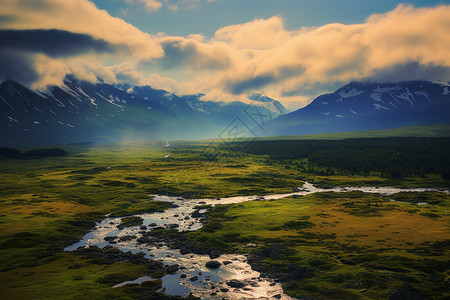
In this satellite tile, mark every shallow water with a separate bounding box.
[65,182,447,299]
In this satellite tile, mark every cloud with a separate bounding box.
[1,1,449,109]
[163,0,206,11]
[0,49,39,86]
[196,4,450,105]
[123,0,214,12]
[124,0,162,12]
[215,16,294,50]
[0,0,163,87]
[370,62,450,83]
[226,74,276,95]
[157,36,232,71]
[0,28,114,87]
[0,29,112,57]
[140,0,163,11]
[1,0,163,59]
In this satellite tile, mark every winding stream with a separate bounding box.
[65,182,448,299]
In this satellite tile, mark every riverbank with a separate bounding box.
[65,183,449,299]
[1,141,449,299]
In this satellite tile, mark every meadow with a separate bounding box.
[0,138,449,299]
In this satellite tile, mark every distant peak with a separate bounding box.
[1,79,20,86]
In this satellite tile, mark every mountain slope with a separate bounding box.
[0,78,287,147]
[0,78,213,146]
[263,81,450,136]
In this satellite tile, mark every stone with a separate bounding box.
[205,261,222,269]
[226,279,246,288]
[166,264,179,274]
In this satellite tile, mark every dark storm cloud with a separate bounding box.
[0,29,113,57]
[226,74,276,95]
[158,38,230,70]
[0,49,39,86]
[0,29,114,85]
[0,15,16,24]
[225,64,306,95]
[370,62,450,83]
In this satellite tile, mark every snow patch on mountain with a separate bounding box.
[374,85,400,93]
[338,88,364,98]
[414,91,431,102]
[76,87,90,99]
[394,89,415,106]
[369,93,384,102]
[98,93,123,108]
[374,103,390,110]
[32,90,49,99]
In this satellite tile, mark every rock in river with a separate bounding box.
[166,264,179,274]
[205,261,221,269]
[226,279,246,288]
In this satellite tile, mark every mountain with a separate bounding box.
[0,77,207,146]
[180,92,286,130]
[0,77,286,147]
[262,81,450,136]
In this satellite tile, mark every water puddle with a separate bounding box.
[113,276,156,288]
[65,182,447,299]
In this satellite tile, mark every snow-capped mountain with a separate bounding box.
[180,92,286,128]
[262,81,450,136]
[0,77,286,146]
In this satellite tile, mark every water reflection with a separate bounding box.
[65,182,447,299]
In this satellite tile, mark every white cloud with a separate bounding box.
[1,1,450,108]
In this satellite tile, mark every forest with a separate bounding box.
[237,137,450,179]
[0,147,68,159]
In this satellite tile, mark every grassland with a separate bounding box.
[0,142,306,299]
[185,191,449,299]
[235,124,450,141]
[0,140,449,299]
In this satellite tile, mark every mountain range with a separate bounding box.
[0,77,285,147]
[0,78,449,147]
[261,81,450,136]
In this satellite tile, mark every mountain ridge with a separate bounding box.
[0,77,286,146]
[261,80,450,136]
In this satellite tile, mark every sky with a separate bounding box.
[1,0,450,109]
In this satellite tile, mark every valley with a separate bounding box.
[1,78,449,148]
[0,139,448,299]
[2,2,450,299]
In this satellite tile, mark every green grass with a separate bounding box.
[185,191,450,299]
[0,253,153,300]
[1,140,449,299]
[255,124,450,140]
[0,142,306,298]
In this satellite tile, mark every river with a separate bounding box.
[65,182,448,299]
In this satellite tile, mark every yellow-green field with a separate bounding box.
[0,142,449,299]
